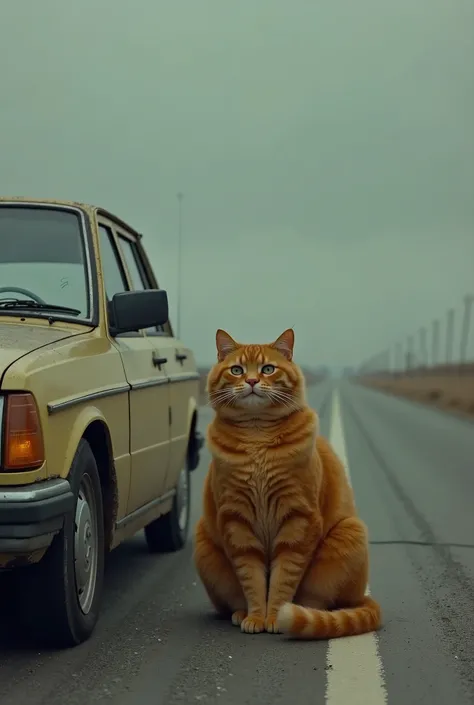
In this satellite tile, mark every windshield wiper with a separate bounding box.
[0,298,81,316]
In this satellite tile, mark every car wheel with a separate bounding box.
[145,462,190,553]
[20,439,105,648]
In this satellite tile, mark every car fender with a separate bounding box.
[62,406,113,480]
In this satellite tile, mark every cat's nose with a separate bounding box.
[246,378,259,387]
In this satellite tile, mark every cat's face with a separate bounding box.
[207,328,305,417]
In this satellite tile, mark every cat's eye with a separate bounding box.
[230,365,244,376]
[261,364,276,374]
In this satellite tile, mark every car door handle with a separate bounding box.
[152,353,168,369]
[175,352,187,362]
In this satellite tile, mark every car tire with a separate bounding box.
[145,461,190,553]
[19,439,105,648]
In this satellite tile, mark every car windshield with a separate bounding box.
[0,206,89,319]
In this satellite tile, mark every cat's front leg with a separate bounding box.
[266,515,320,633]
[221,516,267,634]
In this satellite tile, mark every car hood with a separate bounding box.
[0,321,80,385]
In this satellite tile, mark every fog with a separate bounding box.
[1,0,472,368]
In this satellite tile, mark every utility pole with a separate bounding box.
[406,335,414,372]
[419,326,428,368]
[385,347,391,373]
[446,307,455,365]
[176,192,184,339]
[431,319,440,369]
[395,342,403,374]
[459,293,474,366]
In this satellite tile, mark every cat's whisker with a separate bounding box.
[267,391,299,413]
[270,387,293,396]
[221,395,236,409]
[271,396,296,407]
[265,386,292,396]
[209,388,234,396]
[268,391,294,402]
[267,389,296,403]
[209,388,237,397]
[207,388,238,408]
[267,398,293,412]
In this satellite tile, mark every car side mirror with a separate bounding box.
[109,289,169,335]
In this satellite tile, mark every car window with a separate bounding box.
[118,234,166,335]
[98,225,129,300]
[0,206,89,318]
[119,237,148,290]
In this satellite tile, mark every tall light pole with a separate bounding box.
[176,192,184,339]
[419,326,428,368]
[459,293,474,366]
[395,342,403,373]
[446,307,455,364]
[406,334,414,372]
[431,318,440,368]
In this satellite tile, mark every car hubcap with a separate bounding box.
[177,467,189,532]
[74,474,98,614]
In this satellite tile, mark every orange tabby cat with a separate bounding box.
[194,328,381,638]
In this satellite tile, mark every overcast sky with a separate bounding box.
[1,0,473,368]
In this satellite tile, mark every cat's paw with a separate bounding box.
[231,610,246,626]
[241,614,265,634]
[265,614,281,634]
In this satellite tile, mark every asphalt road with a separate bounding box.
[1,380,473,705]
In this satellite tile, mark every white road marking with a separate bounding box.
[326,390,388,705]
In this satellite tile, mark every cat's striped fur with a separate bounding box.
[194,328,381,639]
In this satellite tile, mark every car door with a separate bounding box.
[97,221,171,514]
[153,334,198,493]
[115,232,198,494]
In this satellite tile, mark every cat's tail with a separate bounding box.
[276,597,381,639]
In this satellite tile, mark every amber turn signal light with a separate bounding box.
[3,393,45,471]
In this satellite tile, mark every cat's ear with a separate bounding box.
[216,329,239,361]
[271,328,294,361]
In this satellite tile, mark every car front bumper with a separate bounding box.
[0,478,74,560]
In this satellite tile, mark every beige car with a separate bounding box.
[0,197,202,647]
